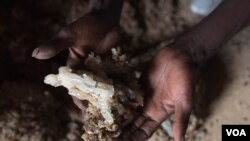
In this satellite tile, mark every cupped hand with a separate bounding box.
[32,12,121,109]
[119,47,196,141]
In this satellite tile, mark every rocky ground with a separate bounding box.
[0,0,249,141]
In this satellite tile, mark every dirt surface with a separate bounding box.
[0,0,250,141]
[194,28,250,141]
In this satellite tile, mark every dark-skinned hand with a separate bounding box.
[32,12,121,109]
[118,47,196,141]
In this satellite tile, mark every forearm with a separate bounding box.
[88,0,124,23]
[176,0,250,64]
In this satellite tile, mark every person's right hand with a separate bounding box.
[32,12,121,109]
[32,12,121,68]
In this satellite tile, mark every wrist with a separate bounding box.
[171,29,220,65]
[173,0,250,65]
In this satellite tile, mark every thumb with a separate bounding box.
[32,28,75,59]
[93,26,121,54]
[172,100,192,141]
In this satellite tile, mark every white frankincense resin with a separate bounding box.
[44,66,142,141]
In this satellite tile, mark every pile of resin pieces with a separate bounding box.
[44,48,144,141]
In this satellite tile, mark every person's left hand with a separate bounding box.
[118,47,196,141]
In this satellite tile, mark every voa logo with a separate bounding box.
[226,129,246,136]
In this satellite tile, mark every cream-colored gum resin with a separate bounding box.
[44,66,117,125]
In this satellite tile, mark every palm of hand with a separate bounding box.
[120,48,195,141]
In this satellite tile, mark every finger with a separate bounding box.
[131,117,160,141]
[122,113,163,141]
[32,28,75,59]
[121,91,172,141]
[172,100,192,141]
[121,114,148,139]
[67,48,86,69]
[94,27,121,54]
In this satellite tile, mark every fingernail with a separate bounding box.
[32,48,40,58]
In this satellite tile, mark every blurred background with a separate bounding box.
[0,0,250,141]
